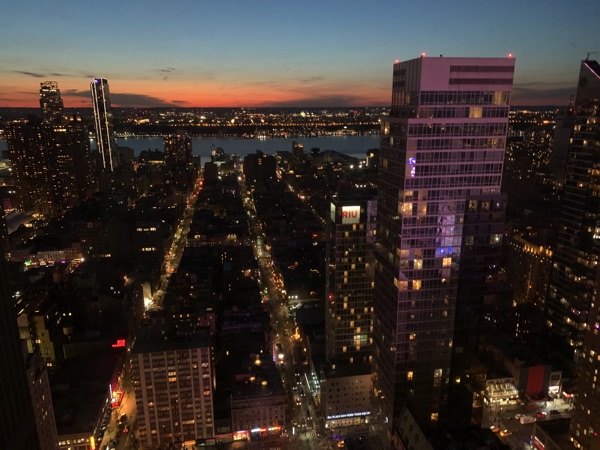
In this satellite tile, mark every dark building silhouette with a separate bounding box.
[545,59,600,360]
[243,150,276,184]
[0,239,40,449]
[372,56,514,431]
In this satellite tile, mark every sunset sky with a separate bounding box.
[1,0,598,108]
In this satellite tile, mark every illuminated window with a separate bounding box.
[407,371,413,380]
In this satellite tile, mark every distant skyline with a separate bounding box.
[1,0,599,108]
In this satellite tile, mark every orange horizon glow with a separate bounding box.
[1,74,392,108]
[1,71,574,109]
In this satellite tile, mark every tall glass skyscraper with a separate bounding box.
[546,59,600,361]
[565,59,600,450]
[372,56,514,430]
[90,77,116,171]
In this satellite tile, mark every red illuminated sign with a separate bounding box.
[112,339,126,348]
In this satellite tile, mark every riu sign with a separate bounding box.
[341,206,361,224]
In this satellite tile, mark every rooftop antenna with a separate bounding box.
[586,51,599,60]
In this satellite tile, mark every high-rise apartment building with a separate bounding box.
[0,238,40,449]
[132,326,214,448]
[25,353,57,450]
[39,81,64,124]
[546,59,600,360]
[164,130,193,168]
[90,78,116,171]
[372,56,514,429]
[44,115,94,214]
[570,268,600,449]
[6,118,53,215]
[326,191,377,365]
[322,191,376,430]
[7,82,94,217]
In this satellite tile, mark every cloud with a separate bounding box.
[62,89,90,98]
[11,70,45,78]
[512,82,575,105]
[110,93,175,107]
[62,90,174,107]
[298,76,324,83]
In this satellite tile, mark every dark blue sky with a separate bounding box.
[1,0,598,107]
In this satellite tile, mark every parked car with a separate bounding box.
[520,415,537,424]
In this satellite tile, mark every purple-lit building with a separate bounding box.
[372,55,514,431]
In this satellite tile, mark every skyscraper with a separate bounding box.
[546,59,600,360]
[0,234,40,449]
[7,82,94,217]
[326,191,377,365]
[164,129,193,168]
[39,81,64,124]
[322,190,376,430]
[372,56,514,429]
[91,77,116,171]
[6,118,53,215]
[570,271,600,449]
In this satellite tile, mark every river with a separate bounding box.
[0,135,380,160]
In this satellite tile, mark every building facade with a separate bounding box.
[0,240,40,449]
[6,118,52,215]
[26,353,58,450]
[6,82,94,217]
[90,78,116,171]
[372,56,514,429]
[545,59,600,360]
[164,130,193,168]
[132,327,215,448]
[326,192,377,365]
[39,80,64,124]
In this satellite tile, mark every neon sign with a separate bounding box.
[111,339,126,348]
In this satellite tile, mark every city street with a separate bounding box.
[98,390,137,450]
[240,177,336,450]
[482,397,573,448]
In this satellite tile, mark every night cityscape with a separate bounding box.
[1,3,600,450]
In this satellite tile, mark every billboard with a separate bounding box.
[341,206,360,224]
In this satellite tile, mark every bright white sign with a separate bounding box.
[341,206,360,224]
